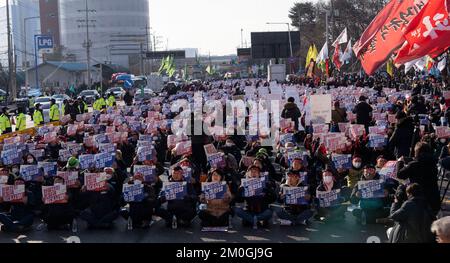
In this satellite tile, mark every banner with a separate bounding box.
[309,94,332,124]
[162,182,187,201]
[134,165,157,183]
[19,165,41,182]
[38,162,57,177]
[203,144,218,156]
[42,184,67,204]
[242,177,266,197]
[29,149,44,161]
[358,179,385,199]
[316,189,341,208]
[84,173,109,192]
[283,186,309,205]
[94,152,115,169]
[202,181,227,200]
[331,154,352,169]
[79,154,95,170]
[1,184,25,203]
[175,141,192,156]
[56,171,79,188]
[434,126,450,138]
[349,124,365,139]
[123,183,145,202]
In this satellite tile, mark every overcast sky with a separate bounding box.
[150,0,305,56]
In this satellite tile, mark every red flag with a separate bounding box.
[394,0,450,65]
[325,59,330,76]
[333,44,342,70]
[354,0,429,75]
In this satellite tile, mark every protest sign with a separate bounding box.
[42,184,67,204]
[349,124,365,139]
[203,144,218,156]
[287,151,308,166]
[207,152,226,169]
[368,134,388,148]
[312,124,329,134]
[84,173,109,192]
[19,165,41,181]
[162,182,187,200]
[94,134,108,146]
[379,161,398,180]
[175,141,192,156]
[316,189,341,208]
[56,171,79,188]
[94,152,115,169]
[79,154,95,170]
[241,177,266,197]
[67,125,78,136]
[38,162,57,177]
[134,165,157,183]
[1,184,25,203]
[137,146,154,162]
[279,133,295,146]
[137,140,153,148]
[83,136,94,148]
[338,123,350,134]
[369,126,386,135]
[59,149,72,162]
[434,126,450,139]
[358,179,385,199]
[139,134,153,142]
[123,183,145,202]
[99,143,116,154]
[1,149,22,165]
[331,154,352,169]
[66,143,83,156]
[202,181,227,200]
[310,94,332,124]
[283,186,309,205]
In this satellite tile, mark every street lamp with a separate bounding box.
[23,16,40,90]
[266,22,293,58]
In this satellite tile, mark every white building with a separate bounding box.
[59,0,150,69]
[0,0,41,71]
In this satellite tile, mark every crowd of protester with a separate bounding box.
[0,73,449,243]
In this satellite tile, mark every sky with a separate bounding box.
[149,0,303,56]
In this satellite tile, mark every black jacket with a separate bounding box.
[388,197,435,243]
[353,101,373,127]
[397,154,441,214]
[389,117,415,158]
[281,102,301,130]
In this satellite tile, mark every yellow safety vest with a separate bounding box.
[83,102,88,113]
[0,115,7,132]
[33,110,44,126]
[107,96,115,107]
[16,113,26,131]
[50,104,60,121]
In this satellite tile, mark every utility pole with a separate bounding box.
[298,5,302,73]
[140,43,144,76]
[241,29,244,48]
[78,0,96,88]
[6,0,16,102]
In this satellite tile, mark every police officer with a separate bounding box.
[15,108,27,131]
[33,103,44,126]
[106,92,116,107]
[0,107,12,134]
[28,96,35,119]
[49,99,60,122]
[80,96,88,113]
[93,95,106,111]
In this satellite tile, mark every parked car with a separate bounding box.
[105,87,125,100]
[52,94,70,104]
[79,90,100,105]
[34,96,52,110]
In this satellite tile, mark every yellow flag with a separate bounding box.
[305,46,313,68]
[305,45,318,68]
[387,59,394,77]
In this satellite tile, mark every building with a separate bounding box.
[39,0,61,47]
[0,0,41,72]
[26,61,99,89]
[59,0,150,69]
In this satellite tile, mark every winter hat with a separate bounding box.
[66,157,79,169]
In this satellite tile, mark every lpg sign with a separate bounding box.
[36,35,54,53]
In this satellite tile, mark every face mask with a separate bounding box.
[225,142,233,147]
[353,162,362,169]
[440,139,446,144]
[323,176,333,184]
[27,158,34,164]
